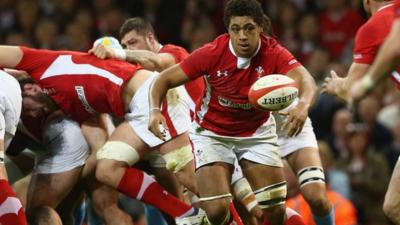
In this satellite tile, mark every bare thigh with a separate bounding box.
[27,167,83,210]
[286,147,322,173]
[240,159,285,190]
[385,160,400,209]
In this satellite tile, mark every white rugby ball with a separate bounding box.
[248,74,298,111]
[93,36,123,49]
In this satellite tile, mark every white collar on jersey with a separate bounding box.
[229,38,261,69]
[377,3,394,12]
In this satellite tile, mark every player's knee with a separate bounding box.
[301,185,330,210]
[96,141,140,166]
[263,204,286,222]
[162,144,193,173]
[204,201,231,225]
[96,141,140,182]
[297,166,331,212]
[199,193,232,225]
[254,181,287,210]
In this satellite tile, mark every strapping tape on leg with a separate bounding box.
[96,141,140,166]
[233,177,258,212]
[163,145,193,173]
[199,193,232,202]
[254,181,287,209]
[297,166,325,188]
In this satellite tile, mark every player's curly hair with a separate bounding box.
[223,0,264,28]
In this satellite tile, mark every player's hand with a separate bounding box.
[321,70,345,97]
[148,110,168,140]
[348,79,366,105]
[348,75,375,107]
[280,101,309,137]
[88,44,116,59]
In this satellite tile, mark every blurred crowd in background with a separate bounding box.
[1,0,398,225]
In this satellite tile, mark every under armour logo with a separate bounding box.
[216,70,228,77]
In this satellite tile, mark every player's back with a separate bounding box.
[15,47,141,122]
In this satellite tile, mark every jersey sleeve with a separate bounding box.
[353,24,378,64]
[161,45,189,63]
[179,44,213,80]
[15,47,54,73]
[275,44,302,74]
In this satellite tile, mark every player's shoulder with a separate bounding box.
[261,35,279,48]
[260,34,286,55]
[162,44,187,53]
[356,5,394,39]
[160,44,189,60]
[366,4,395,26]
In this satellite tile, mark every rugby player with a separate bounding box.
[149,0,317,224]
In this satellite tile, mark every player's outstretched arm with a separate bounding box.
[350,19,400,101]
[148,64,190,139]
[282,66,317,137]
[89,44,175,71]
[0,46,23,69]
[125,50,176,72]
[322,62,370,100]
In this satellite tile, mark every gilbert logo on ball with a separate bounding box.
[93,36,123,49]
[248,74,298,111]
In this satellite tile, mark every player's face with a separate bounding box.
[22,83,42,96]
[228,16,263,58]
[121,30,152,51]
[21,84,55,119]
[22,95,47,118]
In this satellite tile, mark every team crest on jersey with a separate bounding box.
[255,66,264,78]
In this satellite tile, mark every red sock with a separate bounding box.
[0,180,27,225]
[284,208,306,225]
[117,168,193,218]
[263,207,305,225]
[229,201,244,225]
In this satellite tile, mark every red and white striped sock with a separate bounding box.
[117,167,194,218]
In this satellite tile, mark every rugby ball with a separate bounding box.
[248,74,298,111]
[93,36,123,49]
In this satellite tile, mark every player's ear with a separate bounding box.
[147,32,155,42]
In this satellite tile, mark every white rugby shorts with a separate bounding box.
[190,116,282,169]
[125,73,191,148]
[35,118,89,174]
[0,71,22,148]
[273,99,318,158]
